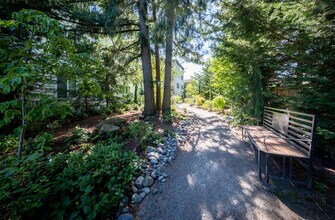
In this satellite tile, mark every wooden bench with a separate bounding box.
[242,107,317,188]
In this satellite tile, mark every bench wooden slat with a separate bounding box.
[289,115,313,124]
[245,126,308,158]
[289,120,313,131]
[265,107,314,118]
[287,130,311,144]
[288,125,312,137]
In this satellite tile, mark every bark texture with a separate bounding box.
[153,1,161,112]
[162,0,176,114]
[138,0,155,116]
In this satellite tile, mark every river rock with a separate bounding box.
[135,176,144,188]
[132,193,142,204]
[146,146,156,153]
[139,192,146,198]
[148,152,160,159]
[150,159,158,165]
[143,176,154,187]
[118,214,133,220]
[142,187,150,195]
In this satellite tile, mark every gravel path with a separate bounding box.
[136,104,302,220]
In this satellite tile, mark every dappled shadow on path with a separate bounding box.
[137,107,324,220]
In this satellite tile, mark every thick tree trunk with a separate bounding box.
[17,87,26,160]
[153,1,161,112]
[162,0,175,114]
[138,0,155,116]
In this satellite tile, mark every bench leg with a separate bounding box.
[307,159,313,189]
[283,157,286,179]
[266,154,269,184]
[258,150,262,180]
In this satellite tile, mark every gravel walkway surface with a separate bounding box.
[136,104,302,220]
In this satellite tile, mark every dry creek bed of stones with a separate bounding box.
[117,116,197,220]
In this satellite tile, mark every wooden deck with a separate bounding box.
[244,126,308,158]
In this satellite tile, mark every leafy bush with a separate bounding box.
[213,96,226,112]
[202,100,214,111]
[125,122,160,149]
[65,126,89,145]
[126,103,140,111]
[195,95,206,106]
[26,132,54,153]
[163,112,173,124]
[0,135,18,153]
[0,141,137,219]
[171,95,182,104]
[184,98,195,105]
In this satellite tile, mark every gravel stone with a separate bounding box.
[151,188,159,194]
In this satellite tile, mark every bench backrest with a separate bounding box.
[263,107,316,157]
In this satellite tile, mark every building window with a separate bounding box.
[181,75,183,80]
[181,85,183,89]
[177,83,180,89]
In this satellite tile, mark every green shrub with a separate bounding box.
[0,135,18,154]
[202,100,214,111]
[171,95,182,104]
[184,98,195,105]
[65,126,89,145]
[126,103,140,111]
[163,112,173,124]
[195,95,206,106]
[125,122,160,148]
[26,132,54,153]
[213,96,226,112]
[0,141,137,219]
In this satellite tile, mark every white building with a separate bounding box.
[171,60,185,97]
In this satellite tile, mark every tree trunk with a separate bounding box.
[17,86,26,160]
[138,0,155,116]
[153,0,161,112]
[162,0,175,114]
[134,83,138,104]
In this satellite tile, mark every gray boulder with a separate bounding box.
[100,124,120,133]
[97,117,125,128]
